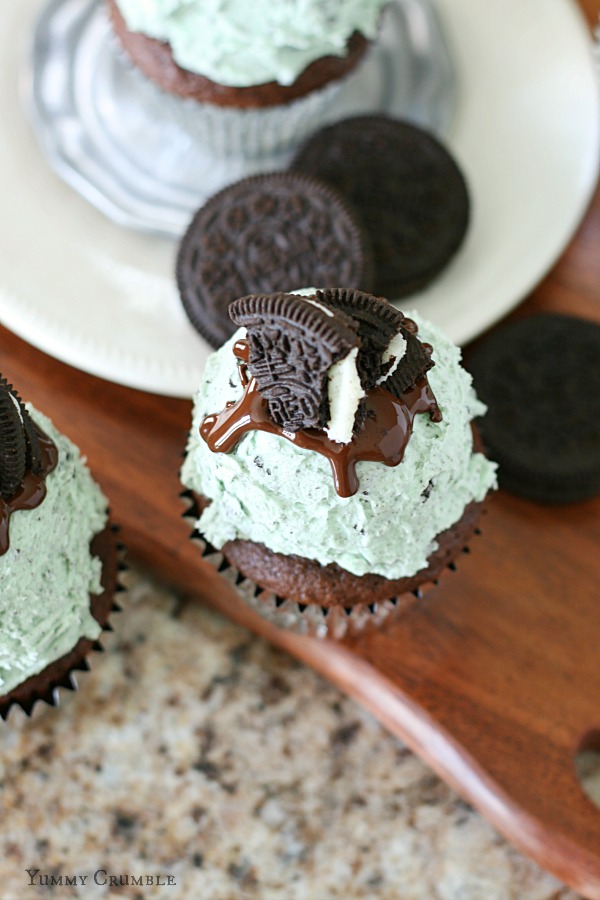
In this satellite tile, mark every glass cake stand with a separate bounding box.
[27,0,456,237]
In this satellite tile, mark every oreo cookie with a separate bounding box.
[466,314,600,504]
[176,172,374,348]
[315,288,434,394]
[292,116,470,298]
[229,292,361,432]
[229,289,436,436]
[0,376,41,500]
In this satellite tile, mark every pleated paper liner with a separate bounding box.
[106,24,370,160]
[0,522,127,722]
[181,489,481,640]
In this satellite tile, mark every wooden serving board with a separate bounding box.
[2,188,600,896]
[3,8,600,896]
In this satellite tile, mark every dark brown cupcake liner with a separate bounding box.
[181,489,480,640]
[0,522,126,722]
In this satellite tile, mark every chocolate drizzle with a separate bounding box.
[200,340,441,497]
[0,425,58,555]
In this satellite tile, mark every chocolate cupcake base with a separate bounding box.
[106,0,373,158]
[107,0,369,108]
[222,501,482,606]
[0,523,125,721]
[182,491,482,639]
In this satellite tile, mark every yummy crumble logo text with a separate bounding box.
[26,869,177,888]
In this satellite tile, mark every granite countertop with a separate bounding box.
[1,569,597,900]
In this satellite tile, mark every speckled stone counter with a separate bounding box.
[1,570,597,900]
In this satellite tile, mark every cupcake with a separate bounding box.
[0,376,120,719]
[181,289,497,637]
[106,0,389,157]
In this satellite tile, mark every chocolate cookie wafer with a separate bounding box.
[292,116,470,298]
[466,314,600,504]
[0,377,42,500]
[176,172,374,348]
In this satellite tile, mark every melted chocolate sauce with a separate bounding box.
[201,340,441,498]
[0,427,59,555]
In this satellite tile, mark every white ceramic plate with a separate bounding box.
[1,0,599,398]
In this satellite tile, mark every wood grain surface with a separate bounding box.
[2,1,600,895]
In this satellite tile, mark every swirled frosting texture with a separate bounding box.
[115,0,388,86]
[181,313,497,580]
[0,409,107,696]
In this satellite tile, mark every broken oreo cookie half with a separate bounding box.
[292,116,470,299]
[315,288,434,396]
[0,376,43,501]
[176,172,374,349]
[229,291,361,437]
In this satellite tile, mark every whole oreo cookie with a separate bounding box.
[176,172,374,348]
[292,115,470,298]
[466,314,600,504]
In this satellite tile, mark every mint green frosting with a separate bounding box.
[181,313,497,581]
[116,0,388,87]
[0,409,107,696]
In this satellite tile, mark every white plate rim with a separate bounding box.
[0,0,599,398]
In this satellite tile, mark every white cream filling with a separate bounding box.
[290,287,335,318]
[9,391,23,423]
[376,330,407,385]
[326,347,364,444]
[286,290,365,442]
[305,299,334,317]
[290,287,317,297]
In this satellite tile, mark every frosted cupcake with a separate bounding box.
[181,289,497,637]
[106,0,389,156]
[0,376,119,719]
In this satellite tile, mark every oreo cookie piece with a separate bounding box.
[229,289,438,438]
[315,288,434,393]
[382,325,435,397]
[292,116,470,298]
[0,376,41,500]
[466,314,600,504]
[176,172,374,348]
[229,292,360,433]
